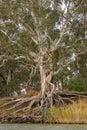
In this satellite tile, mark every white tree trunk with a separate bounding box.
[39,56,54,100]
[39,56,47,98]
[7,69,12,85]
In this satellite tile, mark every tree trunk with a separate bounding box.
[7,68,13,85]
[6,68,14,96]
[39,55,55,109]
[39,56,47,98]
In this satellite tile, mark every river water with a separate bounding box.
[0,124,87,130]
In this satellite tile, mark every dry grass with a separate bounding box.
[46,99,87,123]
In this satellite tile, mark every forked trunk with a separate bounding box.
[39,56,54,106]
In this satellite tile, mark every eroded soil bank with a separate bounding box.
[0,92,87,124]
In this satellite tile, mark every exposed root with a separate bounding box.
[0,98,23,109]
[0,89,56,119]
[1,90,85,120]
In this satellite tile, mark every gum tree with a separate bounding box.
[0,0,87,114]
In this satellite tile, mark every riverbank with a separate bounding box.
[0,93,87,124]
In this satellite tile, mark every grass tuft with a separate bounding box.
[46,99,87,123]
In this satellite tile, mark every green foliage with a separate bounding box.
[5,80,20,95]
[69,78,85,92]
